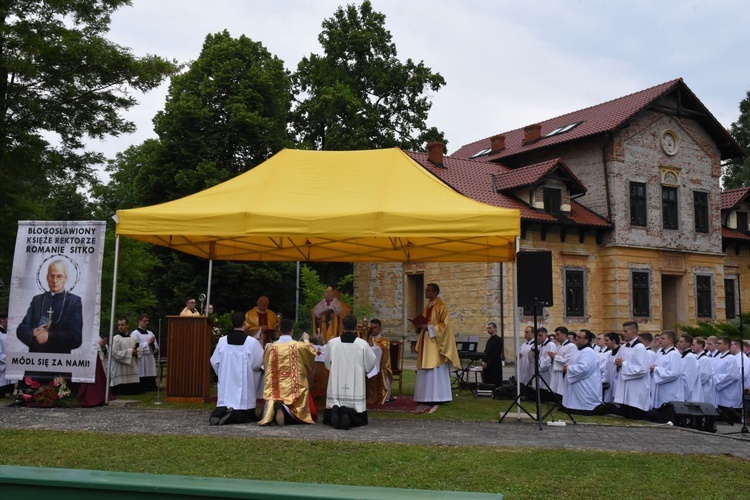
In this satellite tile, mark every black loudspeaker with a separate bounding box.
[516,251,553,307]
[657,401,719,433]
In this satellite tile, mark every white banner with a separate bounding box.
[7,221,106,383]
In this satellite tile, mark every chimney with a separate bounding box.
[427,141,444,167]
[523,124,542,144]
[490,134,506,153]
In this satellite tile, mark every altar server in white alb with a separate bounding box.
[209,311,264,425]
[692,337,716,406]
[731,340,750,394]
[650,330,684,410]
[613,321,651,419]
[712,337,743,423]
[548,326,576,397]
[323,314,377,430]
[518,326,536,388]
[562,330,603,414]
[530,328,556,401]
[131,314,159,392]
[677,334,703,404]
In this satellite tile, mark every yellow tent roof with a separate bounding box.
[115,148,520,262]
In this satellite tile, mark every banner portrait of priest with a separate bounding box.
[6,221,106,383]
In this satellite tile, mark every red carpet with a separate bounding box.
[368,396,436,414]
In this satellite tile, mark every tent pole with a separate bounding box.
[295,261,300,323]
[513,249,521,420]
[105,234,120,405]
[206,258,213,312]
[402,263,407,342]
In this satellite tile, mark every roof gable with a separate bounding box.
[494,158,586,196]
[721,187,750,211]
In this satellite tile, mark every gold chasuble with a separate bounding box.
[259,341,317,424]
[366,336,393,405]
[416,297,460,369]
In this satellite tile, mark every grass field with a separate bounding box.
[2,369,748,499]
[1,429,747,499]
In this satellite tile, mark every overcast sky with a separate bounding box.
[97,0,750,162]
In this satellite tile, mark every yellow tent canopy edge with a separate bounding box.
[115,148,520,263]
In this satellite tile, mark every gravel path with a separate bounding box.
[1,403,748,460]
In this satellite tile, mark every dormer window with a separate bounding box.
[543,121,583,138]
[470,148,491,159]
[543,188,562,216]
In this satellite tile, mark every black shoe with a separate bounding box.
[209,407,227,426]
[218,408,235,426]
[331,405,341,429]
[339,411,351,430]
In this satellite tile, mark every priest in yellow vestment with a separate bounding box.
[312,287,350,343]
[414,283,460,403]
[366,319,393,405]
[259,318,317,425]
[244,295,278,347]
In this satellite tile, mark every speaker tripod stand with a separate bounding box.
[725,278,748,435]
[499,304,576,430]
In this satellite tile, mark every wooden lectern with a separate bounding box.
[165,316,215,403]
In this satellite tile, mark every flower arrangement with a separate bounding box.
[16,375,74,407]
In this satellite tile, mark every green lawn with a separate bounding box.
[0,430,747,499]
[2,369,748,499]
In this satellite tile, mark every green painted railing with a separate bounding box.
[0,465,503,499]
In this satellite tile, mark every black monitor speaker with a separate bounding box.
[657,401,719,432]
[517,251,553,308]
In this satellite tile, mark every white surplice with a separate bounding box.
[603,348,620,404]
[518,340,534,385]
[651,347,684,409]
[131,328,159,378]
[680,350,703,403]
[562,346,602,411]
[530,339,556,391]
[325,336,376,413]
[696,351,716,406]
[210,335,263,410]
[613,340,650,412]
[551,340,576,395]
[713,352,741,408]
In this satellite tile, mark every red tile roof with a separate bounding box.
[453,78,743,162]
[405,152,610,228]
[495,158,585,195]
[720,187,750,211]
[722,226,750,241]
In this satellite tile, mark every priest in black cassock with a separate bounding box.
[482,322,503,386]
[17,260,82,354]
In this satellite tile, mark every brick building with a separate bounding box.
[353,78,745,358]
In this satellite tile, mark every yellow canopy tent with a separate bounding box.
[114,148,520,263]
[108,148,521,404]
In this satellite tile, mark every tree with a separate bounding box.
[722,89,750,189]
[145,30,292,204]
[0,0,176,304]
[291,0,446,151]
[97,31,295,319]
